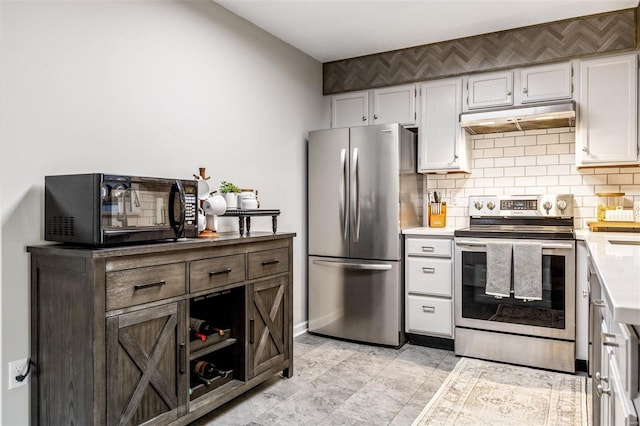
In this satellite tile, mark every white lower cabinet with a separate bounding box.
[404,235,453,338]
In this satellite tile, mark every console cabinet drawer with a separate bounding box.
[106,263,186,310]
[406,257,452,297]
[406,295,452,337]
[189,254,246,293]
[406,238,452,257]
[248,248,289,280]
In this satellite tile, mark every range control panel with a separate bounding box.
[469,195,573,218]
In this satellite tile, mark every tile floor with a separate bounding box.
[191,333,459,425]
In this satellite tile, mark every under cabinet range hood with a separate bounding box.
[459,101,575,135]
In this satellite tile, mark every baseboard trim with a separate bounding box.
[294,321,308,338]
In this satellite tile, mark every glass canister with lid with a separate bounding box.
[596,192,624,221]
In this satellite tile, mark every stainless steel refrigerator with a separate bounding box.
[307,123,423,347]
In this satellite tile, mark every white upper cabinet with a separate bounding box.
[331,90,369,128]
[418,78,471,173]
[371,84,416,126]
[520,62,573,103]
[464,70,514,110]
[331,84,416,128]
[576,53,638,167]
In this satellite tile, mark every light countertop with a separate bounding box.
[402,226,457,236]
[581,231,640,326]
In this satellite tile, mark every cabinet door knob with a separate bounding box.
[373,114,378,120]
[582,146,589,153]
[582,290,589,298]
[596,384,611,396]
[362,116,367,122]
[506,91,512,96]
[522,87,528,93]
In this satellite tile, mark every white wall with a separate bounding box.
[0,1,325,424]
[426,128,640,227]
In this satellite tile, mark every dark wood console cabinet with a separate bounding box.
[28,232,295,425]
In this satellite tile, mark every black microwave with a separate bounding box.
[45,173,198,246]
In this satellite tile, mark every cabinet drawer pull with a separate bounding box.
[422,305,435,313]
[133,280,166,290]
[421,246,435,253]
[422,267,435,274]
[250,319,255,344]
[601,332,619,347]
[209,268,232,276]
[178,342,185,374]
[262,259,280,266]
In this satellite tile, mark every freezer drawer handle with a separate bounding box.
[421,246,435,252]
[312,260,392,271]
[422,267,435,274]
[456,240,574,250]
[422,305,436,313]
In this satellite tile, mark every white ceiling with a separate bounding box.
[215,0,639,62]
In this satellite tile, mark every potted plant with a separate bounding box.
[219,181,240,208]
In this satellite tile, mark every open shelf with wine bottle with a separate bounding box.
[188,286,245,402]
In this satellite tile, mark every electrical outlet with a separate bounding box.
[8,359,28,390]
[450,191,458,206]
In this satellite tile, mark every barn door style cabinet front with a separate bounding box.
[29,233,294,426]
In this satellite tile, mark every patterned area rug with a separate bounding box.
[412,357,588,426]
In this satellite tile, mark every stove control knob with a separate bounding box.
[557,200,567,212]
[487,201,495,210]
[474,201,484,210]
[543,201,552,213]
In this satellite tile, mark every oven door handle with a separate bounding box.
[455,240,573,250]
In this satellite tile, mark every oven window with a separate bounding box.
[461,252,566,329]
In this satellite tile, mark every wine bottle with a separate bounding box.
[191,360,231,380]
[189,317,225,336]
[189,327,207,342]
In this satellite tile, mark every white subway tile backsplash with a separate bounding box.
[484,148,504,158]
[515,156,537,166]
[484,168,504,177]
[537,176,559,186]
[494,137,515,147]
[474,158,494,168]
[494,157,515,167]
[547,144,570,155]
[515,135,537,146]
[536,134,559,145]
[504,167,525,177]
[474,139,494,149]
[504,146,525,157]
[427,129,640,229]
[608,174,633,185]
[514,177,536,187]
[525,166,547,176]
[537,155,559,165]
[525,145,547,156]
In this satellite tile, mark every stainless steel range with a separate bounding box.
[454,194,576,373]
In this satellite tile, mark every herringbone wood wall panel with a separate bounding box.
[323,9,638,95]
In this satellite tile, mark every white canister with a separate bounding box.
[241,198,258,209]
[634,201,640,222]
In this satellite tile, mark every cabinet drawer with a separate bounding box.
[406,238,452,257]
[189,254,246,293]
[406,295,452,337]
[106,263,186,311]
[248,248,289,280]
[606,318,639,400]
[406,257,451,297]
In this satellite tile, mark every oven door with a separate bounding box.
[454,237,575,340]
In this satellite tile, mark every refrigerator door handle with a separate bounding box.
[351,147,360,242]
[340,148,348,242]
[312,259,392,271]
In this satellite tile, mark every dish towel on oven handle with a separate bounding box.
[485,242,512,298]
[513,242,542,301]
